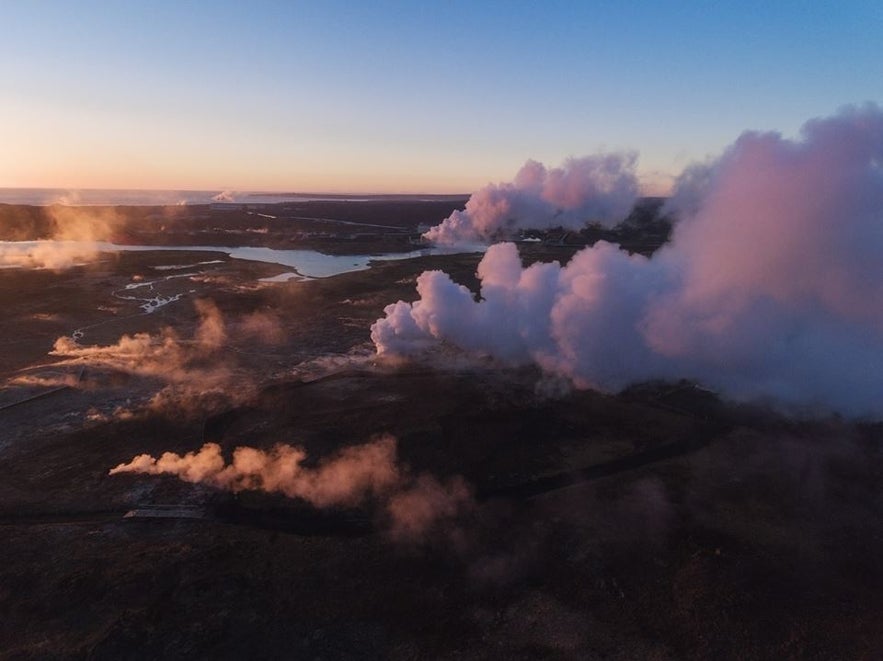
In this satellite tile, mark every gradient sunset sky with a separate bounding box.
[1,1,880,194]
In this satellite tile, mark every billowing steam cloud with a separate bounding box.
[110,435,473,540]
[374,105,883,417]
[424,154,640,245]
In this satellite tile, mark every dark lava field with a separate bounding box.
[1,201,881,659]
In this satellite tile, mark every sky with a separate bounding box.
[0,1,880,194]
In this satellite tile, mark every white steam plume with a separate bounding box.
[374,105,883,417]
[211,191,237,203]
[423,154,640,245]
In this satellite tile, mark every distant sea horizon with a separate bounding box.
[0,188,469,207]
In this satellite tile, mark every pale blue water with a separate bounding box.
[0,240,480,278]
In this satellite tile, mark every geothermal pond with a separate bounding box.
[0,241,477,279]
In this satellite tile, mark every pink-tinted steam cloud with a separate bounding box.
[110,435,473,540]
[110,436,401,507]
[423,154,640,245]
[374,105,883,417]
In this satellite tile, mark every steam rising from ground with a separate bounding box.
[0,241,103,270]
[110,435,473,540]
[424,154,640,245]
[0,206,122,269]
[374,106,883,417]
[51,299,229,385]
[46,300,284,415]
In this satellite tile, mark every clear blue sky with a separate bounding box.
[0,1,880,193]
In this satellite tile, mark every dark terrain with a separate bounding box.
[0,200,881,659]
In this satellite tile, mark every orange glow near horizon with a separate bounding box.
[0,98,675,197]
[0,164,674,197]
[0,101,674,197]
